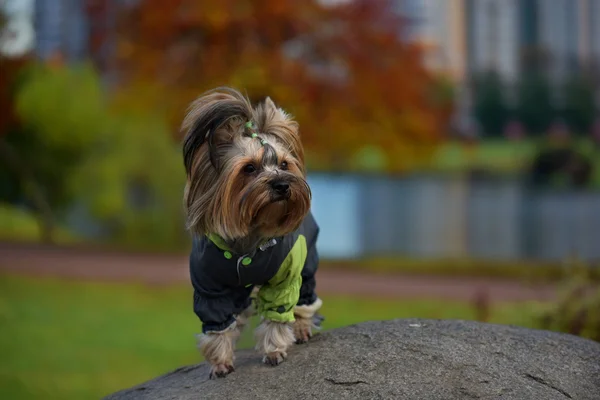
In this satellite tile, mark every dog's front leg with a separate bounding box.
[293,297,323,343]
[253,246,303,366]
[255,319,295,366]
[197,324,239,378]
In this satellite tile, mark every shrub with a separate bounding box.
[537,259,600,342]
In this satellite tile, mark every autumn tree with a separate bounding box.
[113,0,451,172]
[0,32,57,241]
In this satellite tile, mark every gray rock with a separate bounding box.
[104,319,600,400]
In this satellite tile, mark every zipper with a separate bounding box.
[235,239,277,286]
[236,255,246,286]
[259,238,277,251]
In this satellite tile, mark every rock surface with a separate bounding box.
[105,319,600,400]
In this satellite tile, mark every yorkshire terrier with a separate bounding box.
[182,87,323,378]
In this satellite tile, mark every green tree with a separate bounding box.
[70,108,187,251]
[472,71,509,137]
[515,72,555,135]
[7,63,187,249]
[561,73,597,134]
[538,260,600,342]
[3,63,108,241]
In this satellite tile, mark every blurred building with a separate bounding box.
[401,0,600,80]
[538,0,600,79]
[397,0,467,82]
[33,0,89,62]
[18,0,121,74]
[398,0,600,134]
[467,0,520,82]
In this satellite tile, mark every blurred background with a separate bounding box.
[1,0,599,398]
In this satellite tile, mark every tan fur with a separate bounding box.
[254,97,304,166]
[197,323,239,378]
[294,297,323,319]
[196,305,255,378]
[234,304,255,338]
[181,88,311,247]
[292,316,315,343]
[250,285,261,298]
[255,320,295,365]
[293,298,323,343]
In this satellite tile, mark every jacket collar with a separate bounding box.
[207,233,232,251]
[207,233,278,255]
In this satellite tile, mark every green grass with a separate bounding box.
[431,139,537,174]
[0,204,79,244]
[0,273,546,400]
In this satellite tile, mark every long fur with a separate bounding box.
[196,305,255,378]
[292,316,315,344]
[182,87,253,171]
[197,323,239,377]
[234,304,255,339]
[294,297,323,319]
[182,88,311,254]
[255,320,295,365]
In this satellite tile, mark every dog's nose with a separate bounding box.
[271,180,290,195]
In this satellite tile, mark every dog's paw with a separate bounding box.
[294,326,312,344]
[293,318,313,344]
[209,363,235,379]
[262,351,286,366]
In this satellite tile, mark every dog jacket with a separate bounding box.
[190,212,320,333]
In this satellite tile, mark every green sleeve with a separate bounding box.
[256,235,307,323]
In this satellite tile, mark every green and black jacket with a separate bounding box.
[190,212,320,333]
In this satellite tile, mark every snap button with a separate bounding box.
[242,257,252,266]
[224,251,232,259]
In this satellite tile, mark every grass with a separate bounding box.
[0,204,78,245]
[0,273,548,400]
[431,139,537,174]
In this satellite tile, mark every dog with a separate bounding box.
[181,87,323,378]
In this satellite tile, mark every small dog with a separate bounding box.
[182,87,323,378]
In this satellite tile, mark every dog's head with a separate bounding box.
[182,87,311,241]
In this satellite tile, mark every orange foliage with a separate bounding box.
[113,0,451,172]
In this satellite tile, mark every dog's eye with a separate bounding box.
[243,164,256,174]
[280,161,288,170]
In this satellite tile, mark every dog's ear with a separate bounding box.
[263,96,294,124]
[255,96,303,163]
[263,96,278,113]
[182,87,253,172]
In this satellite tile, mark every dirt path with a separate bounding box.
[0,241,557,302]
